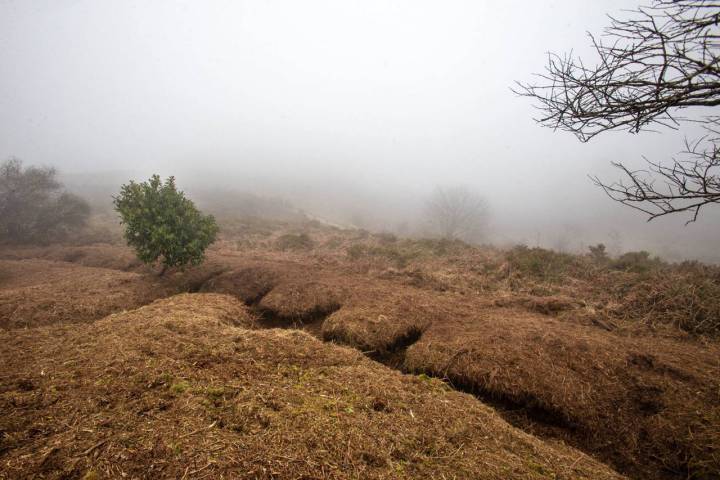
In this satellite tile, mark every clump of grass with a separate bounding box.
[347,243,366,260]
[170,381,189,394]
[376,232,397,244]
[506,245,578,282]
[347,237,472,269]
[409,238,470,256]
[346,243,416,268]
[275,233,315,251]
[323,236,343,249]
[621,271,720,335]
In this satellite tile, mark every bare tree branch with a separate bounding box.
[516,0,720,221]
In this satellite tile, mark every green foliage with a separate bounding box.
[113,175,218,273]
[170,381,189,394]
[611,250,665,274]
[0,158,90,244]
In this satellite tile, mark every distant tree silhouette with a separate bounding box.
[517,1,720,222]
[425,186,488,241]
[0,158,90,243]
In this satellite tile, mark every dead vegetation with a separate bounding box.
[0,259,174,329]
[1,218,719,479]
[402,306,720,480]
[0,294,624,479]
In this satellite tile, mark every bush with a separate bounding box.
[506,245,577,281]
[275,233,314,251]
[376,232,398,244]
[0,158,90,244]
[346,243,417,268]
[113,175,218,274]
[411,237,470,256]
[588,243,608,263]
[611,251,665,274]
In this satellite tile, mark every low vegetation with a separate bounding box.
[1,216,719,479]
[274,232,315,251]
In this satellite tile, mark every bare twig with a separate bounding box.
[516,1,720,221]
[178,421,217,440]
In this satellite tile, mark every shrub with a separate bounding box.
[347,243,366,260]
[611,251,665,274]
[346,243,416,268]
[275,233,314,251]
[113,175,218,274]
[411,238,469,256]
[376,232,398,244]
[506,245,577,281]
[588,243,608,263]
[0,158,90,244]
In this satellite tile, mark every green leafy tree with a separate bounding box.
[113,175,218,275]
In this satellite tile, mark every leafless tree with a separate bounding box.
[516,0,720,222]
[425,186,489,241]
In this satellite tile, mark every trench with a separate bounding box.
[200,277,664,480]
[229,281,590,445]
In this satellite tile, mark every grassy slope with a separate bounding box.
[0,294,623,480]
[1,219,719,479]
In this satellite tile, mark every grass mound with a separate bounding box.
[618,270,720,335]
[402,305,720,479]
[257,280,343,327]
[200,266,280,304]
[0,294,624,479]
[322,294,436,361]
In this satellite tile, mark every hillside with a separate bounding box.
[1,218,719,479]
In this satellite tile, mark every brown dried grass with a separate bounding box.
[0,294,624,479]
[3,218,720,479]
[402,304,720,479]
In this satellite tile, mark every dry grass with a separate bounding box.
[0,244,144,272]
[2,218,720,479]
[0,256,225,330]
[402,304,720,479]
[321,291,437,361]
[0,294,624,479]
[0,259,174,329]
[619,270,720,335]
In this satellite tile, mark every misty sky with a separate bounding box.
[2,1,719,260]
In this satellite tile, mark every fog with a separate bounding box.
[2,0,719,261]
